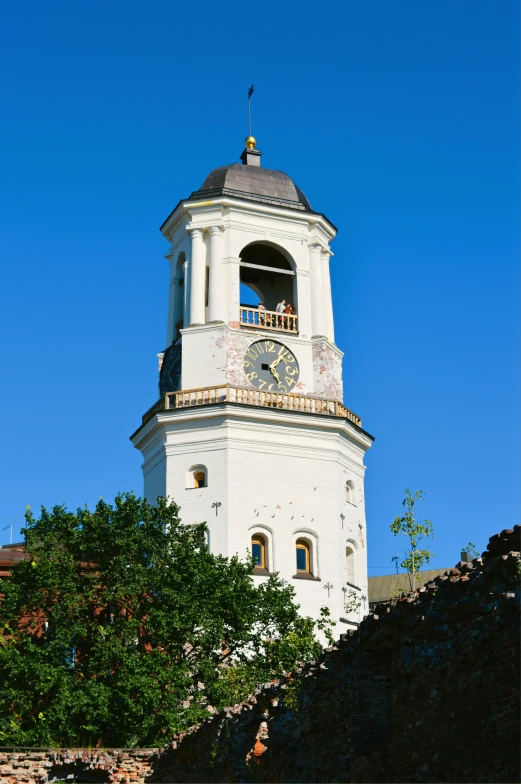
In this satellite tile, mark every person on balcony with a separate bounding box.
[276,299,286,328]
[284,302,294,329]
[258,301,267,326]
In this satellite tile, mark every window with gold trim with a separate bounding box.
[194,471,207,488]
[251,535,266,569]
[186,465,208,489]
[296,539,311,573]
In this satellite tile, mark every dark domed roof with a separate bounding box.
[190,163,312,212]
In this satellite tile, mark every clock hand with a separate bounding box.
[269,363,281,383]
[269,350,288,371]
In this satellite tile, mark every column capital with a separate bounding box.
[321,248,333,259]
[189,227,204,240]
[209,225,224,237]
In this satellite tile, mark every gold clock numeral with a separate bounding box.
[244,341,299,397]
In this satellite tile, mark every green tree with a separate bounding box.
[390,489,434,591]
[462,541,480,559]
[0,494,332,747]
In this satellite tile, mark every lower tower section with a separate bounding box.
[131,391,373,633]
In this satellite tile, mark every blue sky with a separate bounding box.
[0,0,519,575]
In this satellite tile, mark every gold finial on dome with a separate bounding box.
[245,135,256,150]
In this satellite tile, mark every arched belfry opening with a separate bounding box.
[239,242,298,334]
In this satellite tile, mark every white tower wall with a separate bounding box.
[132,143,373,636]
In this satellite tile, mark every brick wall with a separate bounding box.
[0,748,159,783]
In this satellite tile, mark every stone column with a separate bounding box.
[223,257,241,326]
[182,259,190,327]
[295,268,312,338]
[321,249,335,343]
[189,228,205,325]
[310,244,326,337]
[165,252,175,345]
[208,226,224,322]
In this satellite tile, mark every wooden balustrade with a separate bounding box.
[142,384,362,428]
[239,306,298,334]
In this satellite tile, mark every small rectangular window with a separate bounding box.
[252,543,263,566]
[296,546,308,572]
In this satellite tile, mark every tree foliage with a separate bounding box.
[0,494,332,747]
[390,489,434,590]
[462,541,480,559]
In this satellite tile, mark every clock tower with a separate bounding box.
[131,137,374,631]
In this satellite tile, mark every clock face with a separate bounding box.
[243,339,300,393]
[159,341,182,396]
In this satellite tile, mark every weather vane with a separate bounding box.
[248,83,254,138]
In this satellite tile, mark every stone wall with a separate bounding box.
[3,526,519,784]
[150,526,520,783]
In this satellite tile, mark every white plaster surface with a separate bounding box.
[180,323,342,401]
[133,406,371,632]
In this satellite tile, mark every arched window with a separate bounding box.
[194,471,206,488]
[296,539,311,574]
[346,545,356,586]
[251,535,266,569]
[186,465,208,489]
[238,242,298,334]
[346,480,355,505]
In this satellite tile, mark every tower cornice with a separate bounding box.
[131,402,373,454]
[160,197,337,242]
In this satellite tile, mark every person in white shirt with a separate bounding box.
[276,299,286,327]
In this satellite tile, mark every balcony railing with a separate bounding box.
[240,306,298,334]
[142,384,362,428]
